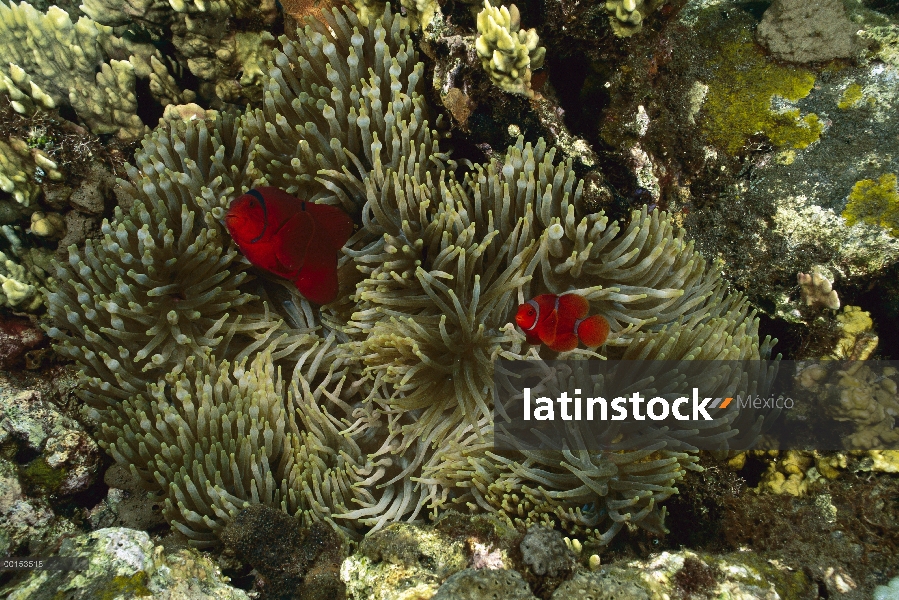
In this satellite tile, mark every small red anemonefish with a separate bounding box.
[515,293,610,352]
[225,187,354,305]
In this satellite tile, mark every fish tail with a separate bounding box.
[575,315,610,348]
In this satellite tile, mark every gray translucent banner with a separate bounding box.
[493,360,899,452]
[0,557,89,571]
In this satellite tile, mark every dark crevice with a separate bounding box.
[134,76,165,128]
[56,103,79,125]
[739,454,768,489]
[544,53,593,141]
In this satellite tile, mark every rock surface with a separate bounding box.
[6,528,249,600]
[757,0,860,64]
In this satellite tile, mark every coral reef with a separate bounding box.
[340,521,467,599]
[755,450,823,496]
[6,527,249,599]
[3,3,899,599]
[0,250,42,311]
[88,464,168,532]
[798,266,840,310]
[0,386,100,496]
[860,24,899,68]
[814,362,899,450]
[432,569,537,600]
[720,472,899,598]
[0,457,77,556]
[221,505,345,599]
[757,0,860,64]
[46,3,772,550]
[475,1,546,97]
[335,518,823,600]
[588,2,899,321]
[875,577,899,600]
[700,21,823,155]
[604,0,665,38]
[0,315,45,369]
[519,525,575,577]
[832,305,879,360]
[0,2,149,141]
[79,0,276,105]
[0,138,59,207]
[400,0,438,30]
[553,568,650,599]
[862,450,899,473]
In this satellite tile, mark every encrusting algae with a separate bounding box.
[842,174,899,237]
[698,14,824,155]
[44,5,774,548]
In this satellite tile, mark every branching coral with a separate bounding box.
[604,0,665,37]
[0,138,51,207]
[0,2,148,141]
[475,1,545,97]
[46,5,774,547]
[80,0,278,104]
[798,266,840,310]
[0,249,42,310]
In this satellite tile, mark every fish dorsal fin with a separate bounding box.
[558,293,590,320]
[306,202,354,249]
[273,211,315,271]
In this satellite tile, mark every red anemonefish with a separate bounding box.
[225,187,354,305]
[515,293,610,352]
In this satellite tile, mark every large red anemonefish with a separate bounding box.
[515,293,610,352]
[225,187,354,305]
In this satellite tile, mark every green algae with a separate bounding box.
[96,573,154,600]
[700,23,823,155]
[842,174,899,237]
[19,457,66,493]
[838,83,864,109]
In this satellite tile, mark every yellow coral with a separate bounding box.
[29,211,65,238]
[865,450,899,473]
[814,453,846,480]
[832,306,878,360]
[756,451,820,496]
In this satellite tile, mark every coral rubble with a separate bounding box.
[7,527,249,599]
